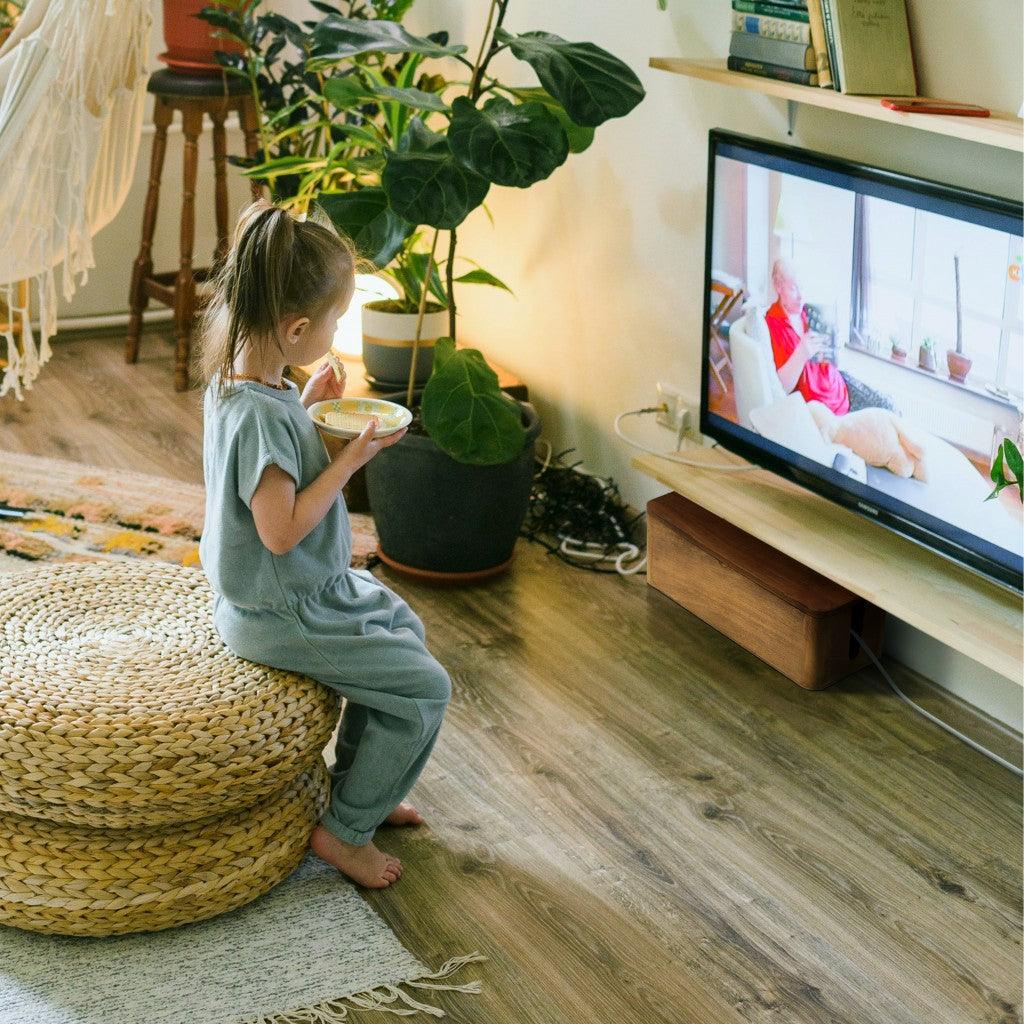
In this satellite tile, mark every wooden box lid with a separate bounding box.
[648,492,859,617]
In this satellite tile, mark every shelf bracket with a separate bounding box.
[786,99,798,136]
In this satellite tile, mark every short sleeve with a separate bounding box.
[232,400,302,508]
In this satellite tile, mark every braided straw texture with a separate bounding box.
[0,562,340,828]
[0,765,328,937]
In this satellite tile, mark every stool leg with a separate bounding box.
[174,110,203,392]
[126,99,172,365]
[239,99,262,200]
[212,110,229,266]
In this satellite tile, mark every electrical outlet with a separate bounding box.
[655,381,689,433]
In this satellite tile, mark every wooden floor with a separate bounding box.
[3,332,1022,1024]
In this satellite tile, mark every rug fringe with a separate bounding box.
[247,952,487,1023]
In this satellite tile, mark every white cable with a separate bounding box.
[613,407,757,472]
[851,630,1023,779]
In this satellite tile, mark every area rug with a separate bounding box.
[0,451,378,572]
[0,856,484,1024]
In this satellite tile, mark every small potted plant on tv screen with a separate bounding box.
[918,336,936,373]
[890,333,907,364]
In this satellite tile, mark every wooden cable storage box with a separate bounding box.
[647,492,885,689]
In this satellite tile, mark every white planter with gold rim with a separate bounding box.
[361,305,449,386]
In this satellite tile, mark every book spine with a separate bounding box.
[727,55,819,86]
[820,0,842,91]
[729,31,816,71]
[804,0,833,88]
[731,10,811,43]
[731,1,810,23]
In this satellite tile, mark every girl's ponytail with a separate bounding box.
[199,200,354,392]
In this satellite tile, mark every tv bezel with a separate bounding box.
[700,129,1024,593]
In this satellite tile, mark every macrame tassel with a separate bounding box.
[246,952,487,1024]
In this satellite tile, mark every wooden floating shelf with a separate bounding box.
[651,58,1024,153]
[633,451,1023,684]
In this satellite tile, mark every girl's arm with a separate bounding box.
[250,422,406,555]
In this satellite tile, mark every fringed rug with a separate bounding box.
[0,856,484,1024]
[0,451,378,572]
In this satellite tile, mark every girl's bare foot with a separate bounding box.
[309,825,402,888]
[384,801,424,827]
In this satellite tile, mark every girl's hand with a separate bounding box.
[338,421,407,473]
[302,358,346,409]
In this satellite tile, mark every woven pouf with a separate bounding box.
[0,764,328,936]
[0,562,339,828]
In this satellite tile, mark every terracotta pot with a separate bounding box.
[161,0,244,75]
[891,348,907,364]
[947,350,972,384]
[918,347,936,373]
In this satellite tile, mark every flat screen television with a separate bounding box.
[702,130,1023,592]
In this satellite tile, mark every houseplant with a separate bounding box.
[890,334,907,364]
[918,337,936,373]
[164,1,246,74]
[947,253,972,383]
[305,4,645,577]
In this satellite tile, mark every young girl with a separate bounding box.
[199,200,451,889]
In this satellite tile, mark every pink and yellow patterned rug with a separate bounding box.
[0,451,378,574]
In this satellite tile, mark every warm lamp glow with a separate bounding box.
[333,274,399,358]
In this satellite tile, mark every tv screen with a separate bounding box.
[702,130,1023,591]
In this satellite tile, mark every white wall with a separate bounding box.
[62,1,1024,728]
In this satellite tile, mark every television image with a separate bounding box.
[702,130,1023,591]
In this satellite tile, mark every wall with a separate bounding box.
[61,1,1024,728]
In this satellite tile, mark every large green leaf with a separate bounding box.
[422,338,527,465]
[453,268,513,294]
[508,86,596,153]
[308,15,466,69]
[322,75,368,110]
[447,96,568,189]
[382,129,489,230]
[496,29,645,128]
[374,85,450,112]
[316,189,412,267]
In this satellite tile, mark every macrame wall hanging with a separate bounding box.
[0,0,150,399]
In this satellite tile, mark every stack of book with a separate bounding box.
[728,0,916,96]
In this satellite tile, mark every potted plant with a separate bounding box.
[164,1,247,74]
[987,435,1024,503]
[947,253,972,384]
[890,334,907,364]
[356,232,511,387]
[918,337,936,373]
[304,4,644,579]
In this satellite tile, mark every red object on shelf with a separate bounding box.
[161,0,244,76]
[881,97,991,117]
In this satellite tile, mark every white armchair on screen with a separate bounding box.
[727,307,785,429]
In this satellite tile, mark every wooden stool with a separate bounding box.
[125,70,260,391]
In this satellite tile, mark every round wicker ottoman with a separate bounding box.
[0,765,329,936]
[0,562,339,828]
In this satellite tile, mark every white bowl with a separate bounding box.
[308,397,412,439]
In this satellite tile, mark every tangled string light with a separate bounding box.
[519,443,647,576]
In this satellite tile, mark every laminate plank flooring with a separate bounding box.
[2,332,1020,1024]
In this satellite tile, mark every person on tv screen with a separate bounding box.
[766,259,850,415]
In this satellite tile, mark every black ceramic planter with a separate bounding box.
[364,402,541,582]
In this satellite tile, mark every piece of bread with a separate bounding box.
[326,352,344,383]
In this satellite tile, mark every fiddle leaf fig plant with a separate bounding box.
[316,1,645,465]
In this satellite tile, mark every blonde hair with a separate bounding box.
[199,200,355,391]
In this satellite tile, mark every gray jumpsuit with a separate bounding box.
[200,379,450,846]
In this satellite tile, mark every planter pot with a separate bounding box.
[365,402,541,582]
[918,348,936,373]
[161,0,244,75]
[361,305,448,388]
[891,349,907,364]
[947,350,972,383]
